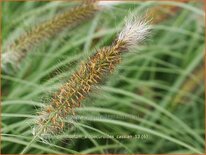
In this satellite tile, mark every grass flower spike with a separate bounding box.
[172,65,204,107]
[2,1,103,73]
[33,15,150,139]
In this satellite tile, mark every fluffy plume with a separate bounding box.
[117,15,150,50]
[33,16,150,139]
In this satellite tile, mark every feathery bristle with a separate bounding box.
[117,15,150,50]
[33,15,150,139]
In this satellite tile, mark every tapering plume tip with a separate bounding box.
[118,15,151,49]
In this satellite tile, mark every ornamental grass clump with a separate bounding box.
[33,15,151,139]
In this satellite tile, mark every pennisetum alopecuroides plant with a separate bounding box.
[33,15,151,139]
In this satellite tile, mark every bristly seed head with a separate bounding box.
[33,14,151,139]
[2,1,100,74]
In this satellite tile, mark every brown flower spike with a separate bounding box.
[33,15,150,139]
[2,1,101,73]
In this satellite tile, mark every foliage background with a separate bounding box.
[1,0,205,154]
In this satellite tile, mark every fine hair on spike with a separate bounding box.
[117,14,151,50]
[33,13,151,140]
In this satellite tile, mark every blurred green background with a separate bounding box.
[1,1,205,154]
